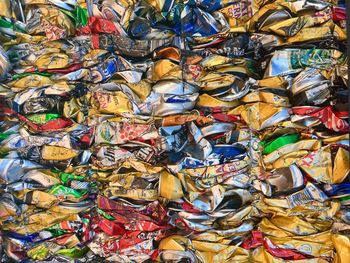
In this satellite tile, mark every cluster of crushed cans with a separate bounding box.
[0,0,349,262]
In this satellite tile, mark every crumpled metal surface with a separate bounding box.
[0,0,349,262]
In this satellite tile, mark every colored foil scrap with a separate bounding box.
[0,0,349,262]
